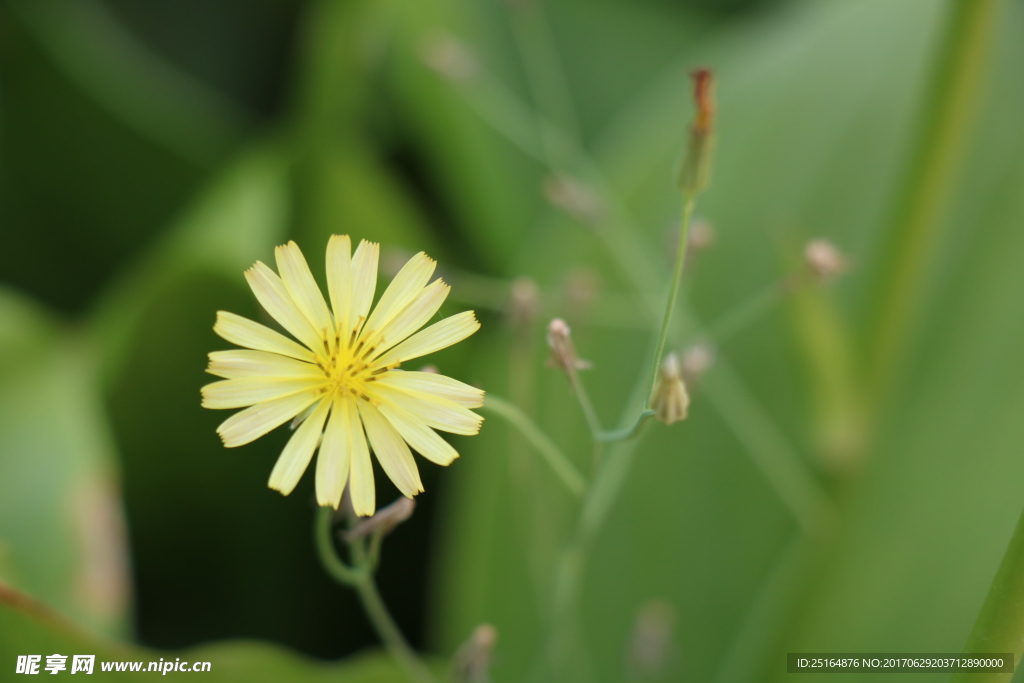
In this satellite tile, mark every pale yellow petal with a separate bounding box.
[245,261,323,351]
[346,397,375,516]
[368,383,482,436]
[217,391,321,447]
[376,311,480,366]
[350,240,379,335]
[369,279,449,356]
[358,399,423,497]
[213,311,314,362]
[373,370,484,408]
[326,235,352,337]
[378,401,459,466]
[316,395,351,509]
[201,377,327,409]
[363,252,435,338]
[268,398,331,495]
[207,350,323,380]
[276,241,334,336]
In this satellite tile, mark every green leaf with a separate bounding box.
[0,289,131,637]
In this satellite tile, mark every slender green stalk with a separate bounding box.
[353,577,437,683]
[315,508,436,683]
[866,0,1000,403]
[482,395,587,497]
[951,505,1024,683]
[645,196,696,408]
[563,361,604,439]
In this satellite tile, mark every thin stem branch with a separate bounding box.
[563,362,604,438]
[482,394,587,497]
[645,196,696,408]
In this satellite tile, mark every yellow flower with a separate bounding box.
[201,237,483,516]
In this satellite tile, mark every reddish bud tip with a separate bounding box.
[690,68,715,134]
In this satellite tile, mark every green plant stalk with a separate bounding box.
[645,196,696,408]
[866,0,1000,404]
[315,508,436,683]
[951,505,1024,683]
[481,395,587,497]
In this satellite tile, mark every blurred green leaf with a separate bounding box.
[0,583,411,682]
[0,289,130,637]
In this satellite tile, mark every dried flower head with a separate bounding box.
[650,353,690,425]
[202,237,483,516]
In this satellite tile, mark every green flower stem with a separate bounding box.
[315,508,437,683]
[951,504,1024,683]
[645,196,696,408]
[562,360,604,440]
[481,394,587,497]
[595,410,655,443]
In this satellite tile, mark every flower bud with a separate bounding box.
[650,353,689,425]
[681,342,715,387]
[546,318,591,372]
[626,600,676,679]
[677,69,716,197]
[342,497,415,542]
[543,175,604,225]
[506,277,541,330]
[804,238,848,283]
[420,32,478,82]
[452,624,498,683]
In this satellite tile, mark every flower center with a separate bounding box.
[313,328,395,400]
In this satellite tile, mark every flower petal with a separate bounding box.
[326,235,352,337]
[201,377,327,409]
[276,241,334,337]
[370,279,450,356]
[368,383,482,436]
[245,261,323,351]
[358,399,423,497]
[213,311,314,362]
[373,370,484,408]
[268,398,331,495]
[315,394,351,509]
[345,396,375,516]
[216,391,321,448]
[207,350,323,380]
[376,311,480,366]
[351,240,379,336]
[377,401,459,466]
[363,252,435,338]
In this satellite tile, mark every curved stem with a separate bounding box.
[645,196,696,408]
[314,508,437,683]
[482,394,587,497]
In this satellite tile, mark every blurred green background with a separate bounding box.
[2,0,1024,681]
